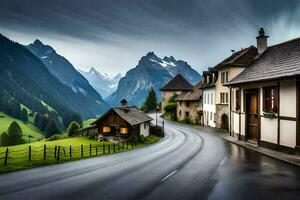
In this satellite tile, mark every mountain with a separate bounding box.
[106,52,201,106]
[26,39,109,117]
[78,67,122,98]
[0,34,107,122]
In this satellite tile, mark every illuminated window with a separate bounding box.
[120,127,128,134]
[103,126,111,133]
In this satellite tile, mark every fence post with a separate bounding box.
[126,141,128,149]
[69,146,72,159]
[57,146,60,162]
[162,121,165,137]
[44,144,46,160]
[81,144,83,158]
[103,144,105,154]
[108,145,111,154]
[113,143,115,153]
[4,148,8,166]
[63,148,66,157]
[90,144,92,157]
[28,145,31,161]
[54,146,57,158]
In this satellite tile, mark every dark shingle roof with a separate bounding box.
[92,106,153,126]
[215,46,257,68]
[160,74,193,91]
[227,38,300,85]
[175,81,203,101]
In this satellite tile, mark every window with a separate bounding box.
[120,127,128,134]
[103,126,111,133]
[179,101,182,106]
[210,112,212,120]
[179,110,182,116]
[186,101,190,107]
[208,93,210,105]
[220,92,229,104]
[185,111,190,118]
[144,123,147,129]
[221,71,229,84]
[263,87,278,113]
[235,90,241,111]
[211,93,213,104]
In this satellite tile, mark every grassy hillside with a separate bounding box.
[82,118,97,128]
[0,112,44,142]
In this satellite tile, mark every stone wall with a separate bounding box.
[177,101,202,124]
[216,104,229,129]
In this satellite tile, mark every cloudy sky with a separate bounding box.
[0,0,300,76]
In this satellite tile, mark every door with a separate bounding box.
[246,90,259,141]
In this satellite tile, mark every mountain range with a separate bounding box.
[26,39,109,118]
[78,68,122,98]
[106,52,202,106]
[0,34,108,125]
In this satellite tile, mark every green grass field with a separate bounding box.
[0,135,160,173]
[0,112,44,142]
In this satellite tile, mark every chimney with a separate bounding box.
[256,27,269,54]
[120,99,128,107]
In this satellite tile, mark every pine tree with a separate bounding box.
[20,108,28,122]
[7,121,24,145]
[34,112,40,127]
[141,88,158,112]
[45,120,60,138]
[67,121,80,137]
[0,132,9,146]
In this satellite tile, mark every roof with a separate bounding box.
[175,81,203,101]
[215,46,257,68]
[227,37,300,86]
[91,106,153,126]
[160,74,193,91]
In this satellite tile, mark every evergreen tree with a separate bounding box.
[45,120,60,138]
[67,121,80,137]
[34,112,40,127]
[39,114,48,131]
[0,132,9,146]
[141,88,158,112]
[7,121,25,145]
[20,108,28,122]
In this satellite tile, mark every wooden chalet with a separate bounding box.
[90,100,153,140]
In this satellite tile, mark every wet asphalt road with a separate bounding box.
[0,116,299,200]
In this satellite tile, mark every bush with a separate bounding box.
[138,135,146,143]
[46,134,66,141]
[67,121,80,137]
[164,103,177,113]
[184,117,192,124]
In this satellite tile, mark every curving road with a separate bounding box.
[0,116,299,200]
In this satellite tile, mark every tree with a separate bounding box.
[39,114,48,131]
[67,121,80,137]
[0,132,9,146]
[20,108,28,122]
[34,112,40,127]
[141,88,158,112]
[6,121,25,146]
[45,120,60,138]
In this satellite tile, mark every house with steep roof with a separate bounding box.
[226,28,300,154]
[214,45,258,130]
[175,81,203,124]
[91,99,153,139]
[160,74,193,113]
[201,68,218,127]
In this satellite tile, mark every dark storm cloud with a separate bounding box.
[0,0,299,74]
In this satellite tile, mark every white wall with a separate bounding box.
[140,122,149,137]
[260,117,278,144]
[203,87,216,127]
[280,80,296,118]
[280,120,296,148]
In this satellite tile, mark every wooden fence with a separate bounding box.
[0,141,137,167]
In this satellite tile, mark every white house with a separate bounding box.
[226,28,300,154]
[201,69,218,128]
